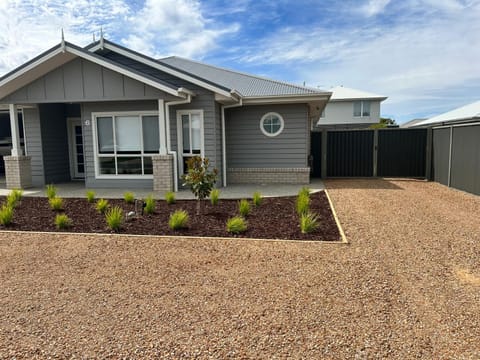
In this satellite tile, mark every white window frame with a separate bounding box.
[353,101,371,117]
[176,109,205,176]
[92,111,159,179]
[260,112,284,137]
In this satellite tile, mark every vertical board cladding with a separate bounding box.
[451,125,480,195]
[22,107,45,186]
[39,104,71,183]
[377,129,427,177]
[225,104,309,168]
[327,130,374,177]
[432,128,451,186]
[82,100,157,189]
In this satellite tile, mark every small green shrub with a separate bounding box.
[165,191,176,205]
[300,212,319,234]
[226,216,247,234]
[86,190,96,203]
[96,198,109,214]
[144,195,155,214]
[252,191,262,207]
[49,197,63,211]
[45,184,57,199]
[238,199,250,217]
[55,214,72,229]
[0,205,14,226]
[6,189,23,208]
[296,193,310,216]
[210,189,220,206]
[168,210,189,230]
[298,186,311,198]
[123,191,135,204]
[105,206,124,231]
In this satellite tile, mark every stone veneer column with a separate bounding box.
[4,156,32,189]
[152,154,174,192]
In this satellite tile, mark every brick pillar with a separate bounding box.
[4,155,32,189]
[152,154,174,192]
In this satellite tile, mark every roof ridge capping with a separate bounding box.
[158,55,329,96]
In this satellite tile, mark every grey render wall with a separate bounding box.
[2,58,178,104]
[432,124,480,196]
[23,107,45,186]
[82,101,158,189]
[225,104,309,168]
[39,104,70,183]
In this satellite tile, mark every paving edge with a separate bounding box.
[0,228,347,245]
[324,189,348,244]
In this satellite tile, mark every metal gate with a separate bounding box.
[377,129,427,177]
[311,128,429,179]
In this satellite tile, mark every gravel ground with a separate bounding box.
[0,178,479,358]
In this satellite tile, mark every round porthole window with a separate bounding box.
[260,112,284,137]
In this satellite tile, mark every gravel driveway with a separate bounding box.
[0,179,479,358]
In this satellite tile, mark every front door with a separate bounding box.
[67,118,85,179]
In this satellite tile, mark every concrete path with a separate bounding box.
[0,178,324,199]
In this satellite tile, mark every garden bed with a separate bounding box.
[0,191,340,241]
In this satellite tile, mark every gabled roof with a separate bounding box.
[415,100,480,126]
[0,41,190,100]
[159,56,327,98]
[327,86,387,101]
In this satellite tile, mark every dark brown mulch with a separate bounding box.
[1,191,340,241]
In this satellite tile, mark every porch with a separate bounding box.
[0,177,325,199]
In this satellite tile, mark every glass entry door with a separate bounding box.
[68,119,85,179]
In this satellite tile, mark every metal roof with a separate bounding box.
[415,100,480,126]
[159,56,328,98]
[326,86,387,101]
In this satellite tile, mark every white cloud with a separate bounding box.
[122,0,240,59]
[361,0,391,16]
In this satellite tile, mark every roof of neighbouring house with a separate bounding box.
[414,100,480,126]
[400,118,428,128]
[159,56,327,98]
[326,86,387,101]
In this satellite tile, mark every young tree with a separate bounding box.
[181,156,219,215]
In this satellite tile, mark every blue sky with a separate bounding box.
[1,0,479,123]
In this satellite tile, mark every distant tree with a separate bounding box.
[369,117,397,129]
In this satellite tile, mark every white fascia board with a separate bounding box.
[91,42,234,99]
[0,47,64,88]
[330,97,388,102]
[242,94,331,105]
[65,45,183,97]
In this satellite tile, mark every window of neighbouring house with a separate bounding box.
[260,112,284,137]
[353,101,371,117]
[94,113,159,176]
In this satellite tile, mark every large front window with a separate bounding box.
[95,113,159,176]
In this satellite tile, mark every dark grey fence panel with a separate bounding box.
[450,125,480,195]
[377,129,427,177]
[432,128,451,186]
[327,130,374,177]
[310,131,322,178]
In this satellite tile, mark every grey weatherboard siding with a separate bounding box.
[22,107,45,186]
[225,104,309,168]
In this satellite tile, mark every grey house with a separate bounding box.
[0,38,330,191]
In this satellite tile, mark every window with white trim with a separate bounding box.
[260,112,284,137]
[95,113,159,176]
[177,110,204,174]
[353,101,371,117]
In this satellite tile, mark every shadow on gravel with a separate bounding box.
[325,178,429,190]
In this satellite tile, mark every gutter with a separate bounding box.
[165,94,192,192]
[221,91,243,187]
